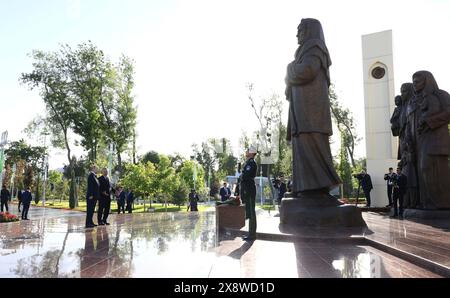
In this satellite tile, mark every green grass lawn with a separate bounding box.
[28,200,213,213]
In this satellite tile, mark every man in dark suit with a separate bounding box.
[85,164,100,228]
[359,170,373,207]
[219,183,231,202]
[391,167,407,219]
[383,167,395,207]
[17,189,23,212]
[277,177,287,205]
[21,187,32,220]
[126,189,135,214]
[97,168,111,226]
[1,185,10,212]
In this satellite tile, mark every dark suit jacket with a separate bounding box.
[219,187,231,200]
[127,192,134,203]
[361,174,373,192]
[21,191,32,204]
[278,182,287,199]
[98,176,111,200]
[393,174,407,196]
[86,172,100,200]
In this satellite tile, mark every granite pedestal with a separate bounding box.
[403,209,450,220]
[280,194,366,227]
[216,205,246,230]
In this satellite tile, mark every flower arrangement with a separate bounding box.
[0,212,20,223]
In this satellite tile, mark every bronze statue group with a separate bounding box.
[390,74,450,212]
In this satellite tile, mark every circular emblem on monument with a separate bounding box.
[371,67,386,79]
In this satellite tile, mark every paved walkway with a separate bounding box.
[0,206,446,278]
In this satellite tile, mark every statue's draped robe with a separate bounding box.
[285,19,341,193]
[407,71,450,209]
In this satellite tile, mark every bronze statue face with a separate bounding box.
[395,95,402,106]
[413,73,426,93]
[400,84,412,101]
[297,24,305,45]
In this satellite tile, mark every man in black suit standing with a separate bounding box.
[383,167,395,207]
[86,164,100,228]
[21,187,32,220]
[219,183,231,202]
[358,170,373,207]
[97,168,111,226]
[391,167,407,219]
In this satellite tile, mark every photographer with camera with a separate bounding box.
[384,168,395,207]
[354,170,373,207]
[391,167,407,219]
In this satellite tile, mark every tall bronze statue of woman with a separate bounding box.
[285,18,341,198]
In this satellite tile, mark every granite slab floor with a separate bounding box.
[0,205,445,278]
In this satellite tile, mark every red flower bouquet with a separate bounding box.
[0,212,20,223]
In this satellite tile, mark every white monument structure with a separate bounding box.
[362,30,398,207]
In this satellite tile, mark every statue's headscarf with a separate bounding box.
[412,70,450,118]
[401,83,414,103]
[413,71,439,97]
[294,18,332,86]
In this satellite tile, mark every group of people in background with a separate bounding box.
[85,164,135,229]
[1,184,32,220]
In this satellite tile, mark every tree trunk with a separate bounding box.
[132,130,137,164]
[69,169,77,209]
[117,151,122,177]
[35,174,40,204]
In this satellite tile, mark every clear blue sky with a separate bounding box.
[1,0,449,169]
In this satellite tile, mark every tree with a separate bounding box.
[21,49,77,207]
[152,155,177,201]
[179,160,205,192]
[329,85,361,168]
[23,165,34,190]
[120,162,157,199]
[98,55,137,174]
[4,140,46,202]
[141,151,160,165]
[337,134,353,198]
[64,42,110,162]
[192,142,216,186]
[22,41,139,207]
[246,83,284,180]
[172,178,189,209]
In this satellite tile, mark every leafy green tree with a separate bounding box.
[4,140,46,202]
[23,165,34,190]
[64,42,110,162]
[120,162,157,199]
[141,151,160,165]
[179,160,205,192]
[329,85,361,168]
[21,49,77,207]
[98,55,137,174]
[192,142,216,186]
[172,178,189,209]
[153,155,177,201]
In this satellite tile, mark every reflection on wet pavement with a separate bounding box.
[0,206,443,277]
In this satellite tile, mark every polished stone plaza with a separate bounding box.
[0,205,448,278]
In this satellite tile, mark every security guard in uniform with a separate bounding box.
[240,146,258,241]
